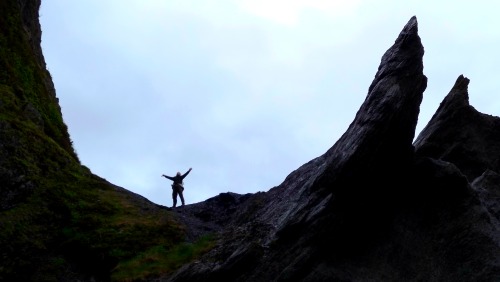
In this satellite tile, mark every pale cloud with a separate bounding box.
[40,1,500,207]
[240,0,361,26]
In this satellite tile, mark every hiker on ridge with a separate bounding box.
[162,168,192,208]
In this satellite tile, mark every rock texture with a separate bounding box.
[165,17,500,282]
[415,75,500,182]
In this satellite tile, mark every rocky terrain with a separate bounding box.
[0,1,498,281]
[165,17,500,282]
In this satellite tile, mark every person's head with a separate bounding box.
[176,172,181,176]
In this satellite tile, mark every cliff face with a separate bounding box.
[166,17,500,282]
[0,2,190,281]
[0,0,76,210]
[1,3,499,281]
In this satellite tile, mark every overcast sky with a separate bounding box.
[39,1,500,206]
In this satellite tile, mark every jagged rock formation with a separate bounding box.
[1,3,499,281]
[165,17,500,281]
[415,75,500,182]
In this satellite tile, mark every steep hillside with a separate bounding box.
[0,1,207,281]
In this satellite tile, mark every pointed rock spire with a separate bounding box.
[414,75,500,182]
[436,74,470,112]
[415,75,500,181]
[312,16,427,196]
[414,75,470,148]
[368,16,424,93]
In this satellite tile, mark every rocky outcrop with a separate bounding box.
[472,170,500,224]
[166,16,499,282]
[171,192,256,242]
[415,75,500,182]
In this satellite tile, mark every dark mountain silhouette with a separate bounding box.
[165,17,500,282]
[0,2,498,281]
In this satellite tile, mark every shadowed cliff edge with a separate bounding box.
[0,3,499,281]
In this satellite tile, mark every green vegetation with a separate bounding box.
[0,0,77,161]
[0,1,213,281]
[111,234,216,281]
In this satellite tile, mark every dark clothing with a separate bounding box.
[163,169,190,188]
[172,187,184,207]
[163,169,191,207]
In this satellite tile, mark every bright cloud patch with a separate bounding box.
[241,0,360,26]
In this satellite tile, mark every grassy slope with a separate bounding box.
[0,1,211,280]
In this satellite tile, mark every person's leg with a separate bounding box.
[179,190,185,206]
[172,189,177,207]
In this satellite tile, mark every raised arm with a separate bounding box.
[181,168,192,179]
[162,174,175,181]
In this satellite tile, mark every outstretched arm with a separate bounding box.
[162,174,174,181]
[181,168,192,179]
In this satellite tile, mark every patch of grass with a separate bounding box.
[0,0,78,161]
[1,162,190,280]
[111,234,217,281]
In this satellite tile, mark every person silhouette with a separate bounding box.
[162,168,192,208]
